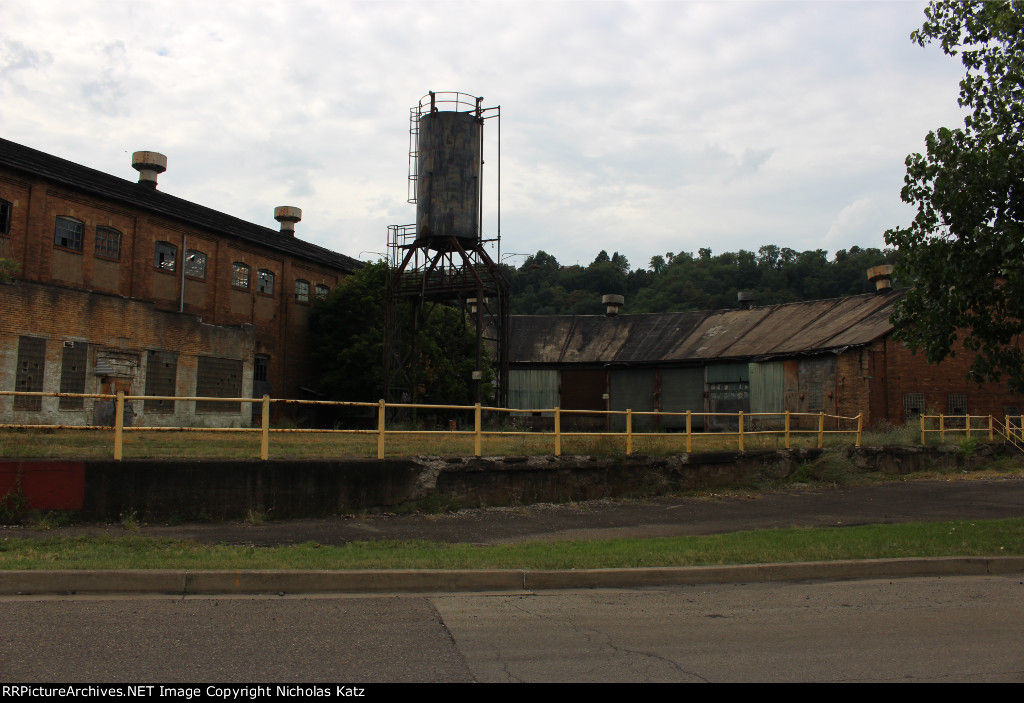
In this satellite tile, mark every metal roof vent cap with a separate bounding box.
[602,294,624,317]
[274,206,302,236]
[867,265,894,293]
[131,151,167,189]
[737,291,755,309]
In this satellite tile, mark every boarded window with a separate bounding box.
[145,351,178,413]
[154,241,177,271]
[904,393,925,423]
[196,357,242,413]
[184,250,206,279]
[59,342,87,409]
[95,227,121,260]
[54,217,84,250]
[14,336,45,410]
[232,262,250,289]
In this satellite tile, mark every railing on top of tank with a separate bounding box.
[413,91,484,117]
[0,390,870,461]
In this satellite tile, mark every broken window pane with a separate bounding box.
[54,217,84,250]
[232,262,250,289]
[154,241,177,271]
[257,269,274,295]
[184,250,206,279]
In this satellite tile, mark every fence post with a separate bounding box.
[738,410,745,452]
[554,406,561,457]
[920,414,926,445]
[114,391,124,461]
[377,400,385,460]
[989,415,994,442]
[785,411,791,449]
[940,413,945,443]
[685,410,692,453]
[474,403,482,457]
[856,413,863,448]
[260,395,270,461]
[626,409,633,455]
[817,411,824,449]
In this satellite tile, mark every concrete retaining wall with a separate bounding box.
[0,444,1001,521]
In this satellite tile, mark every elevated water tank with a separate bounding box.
[414,93,483,246]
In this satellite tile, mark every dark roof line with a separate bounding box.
[0,138,363,274]
[509,291,904,364]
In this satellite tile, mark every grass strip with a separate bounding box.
[1,519,1021,571]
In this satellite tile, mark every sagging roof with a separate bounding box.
[510,291,904,365]
[0,138,362,274]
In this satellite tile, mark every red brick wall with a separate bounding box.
[0,167,348,402]
[882,336,1024,423]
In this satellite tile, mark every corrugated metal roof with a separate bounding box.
[510,291,904,365]
[0,138,362,274]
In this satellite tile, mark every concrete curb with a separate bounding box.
[2,557,1023,596]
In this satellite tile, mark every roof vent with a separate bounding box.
[274,206,302,236]
[737,291,754,309]
[867,265,894,293]
[131,151,167,189]
[602,294,624,317]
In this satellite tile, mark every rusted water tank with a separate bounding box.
[415,108,482,246]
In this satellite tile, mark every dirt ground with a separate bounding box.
[3,475,1023,546]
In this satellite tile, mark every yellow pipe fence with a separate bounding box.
[0,390,874,461]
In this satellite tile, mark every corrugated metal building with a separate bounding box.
[508,290,1024,429]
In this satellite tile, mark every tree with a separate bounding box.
[885,1,1024,391]
[309,261,488,407]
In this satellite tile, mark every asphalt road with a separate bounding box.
[3,574,1023,682]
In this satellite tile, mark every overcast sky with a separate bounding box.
[1,0,966,270]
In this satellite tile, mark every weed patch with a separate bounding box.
[0,477,29,524]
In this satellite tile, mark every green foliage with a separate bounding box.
[505,245,896,315]
[0,257,19,283]
[958,436,979,466]
[2,520,1021,571]
[309,261,491,406]
[309,261,388,402]
[886,1,1024,391]
[0,477,29,524]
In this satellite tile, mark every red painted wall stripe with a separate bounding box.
[0,461,86,511]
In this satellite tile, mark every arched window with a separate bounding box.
[95,227,122,260]
[185,250,207,279]
[257,269,275,295]
[54,216,84,251]
[154,241,177,271]
[232,262,250,289]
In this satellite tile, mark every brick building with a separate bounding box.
[0,138,361,427]
[508,287,1024,429]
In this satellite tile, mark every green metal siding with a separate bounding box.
[610,369,656,431]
